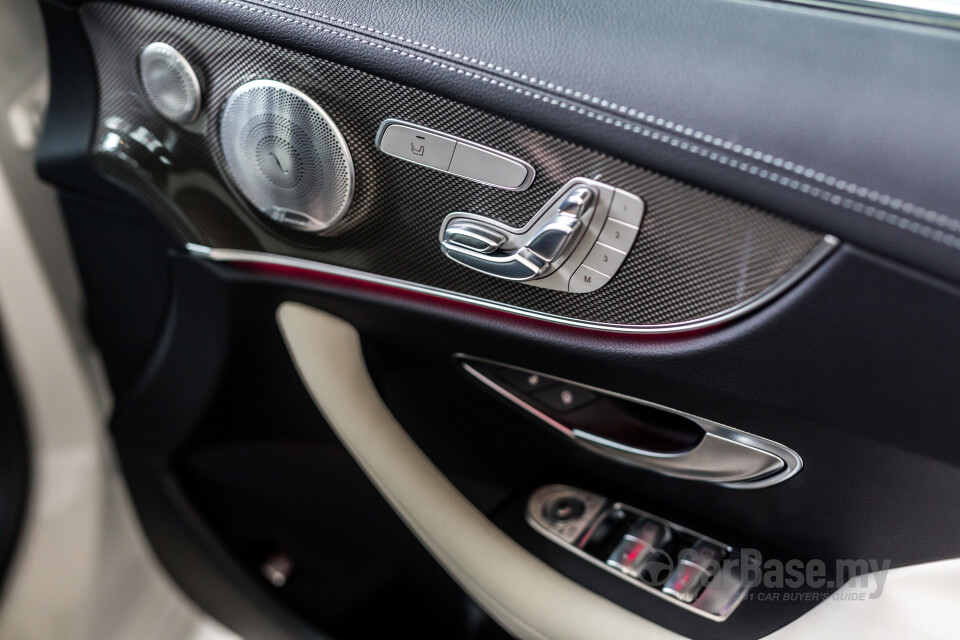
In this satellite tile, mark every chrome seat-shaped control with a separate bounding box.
[439,182,600,283]
[525,186,593,261]
[443,221,507,254]
[443,247,547,281]
[438,178,643,292]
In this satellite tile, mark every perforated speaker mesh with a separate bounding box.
[138,42,200,124]
[220,80,354,231]
[82,3,827,327]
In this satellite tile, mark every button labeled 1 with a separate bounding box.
[607,189,645,227]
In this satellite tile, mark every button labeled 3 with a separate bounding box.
[582,242,628,277]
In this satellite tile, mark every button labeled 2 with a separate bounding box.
[596,218,639,254]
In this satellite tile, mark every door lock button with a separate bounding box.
[448,141,531,190]
[533,384,597,413]
[496,368,558,393]
[377,119,534,190]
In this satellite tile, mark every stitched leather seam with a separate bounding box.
[245,0,960,238]
[214,0,960,251]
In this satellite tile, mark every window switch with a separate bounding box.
[662,540,727,603]
[662,561,711,603]
[607,536,654,578]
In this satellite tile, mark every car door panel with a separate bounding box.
[31,0,960,639]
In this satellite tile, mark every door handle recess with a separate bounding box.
[458,357,802,489]
[572,430,785,485]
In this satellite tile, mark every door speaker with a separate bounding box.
[219,80,355,233]
[139,42,202,125]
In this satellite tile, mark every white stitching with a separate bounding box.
[246,0,960,238]
[215,0,960,251]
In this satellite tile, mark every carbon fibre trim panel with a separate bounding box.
[81,2,830,327]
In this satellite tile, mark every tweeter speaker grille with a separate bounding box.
[219,80,354,233]
[139,42,201,124]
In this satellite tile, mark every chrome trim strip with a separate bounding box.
[186,234,838,335]
[457,355,803,489]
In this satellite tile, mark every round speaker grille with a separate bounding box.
[219,80,354,233]
[139,42,201,124]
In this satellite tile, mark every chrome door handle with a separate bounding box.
[572,430,786,485]
[458,356,802,489]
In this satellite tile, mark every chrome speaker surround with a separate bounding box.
[219,80,354,233]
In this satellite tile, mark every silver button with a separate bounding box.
[627,519,671,548]
[679,540,726,574]
[558,186,595,217]
[445,247,542,281]
[448,142,531,190]
[378,123,456,170]
[662,562,711,603]
[607,189,645,227]
[568,265,610,293]
[607,537,654,578]
[596,218,639,254]
[582,242,628,277]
